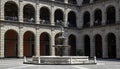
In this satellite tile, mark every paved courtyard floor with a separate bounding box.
[0,58,120,69]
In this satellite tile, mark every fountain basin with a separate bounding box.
[23,56,97,65]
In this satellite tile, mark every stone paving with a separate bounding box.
[0,59,120,69]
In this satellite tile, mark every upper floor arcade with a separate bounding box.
[0,0,78,28]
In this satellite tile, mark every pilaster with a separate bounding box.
[90,36,95,57]
[102,35,108,58]
[0,1,4,20]
[116,34,120,58]
[50,30,55,56]
[0,26,5,58]
[90,11,94,27]
[35,29,40,56]
[50,6,55,25]
[19,1,23,22]
[35,2,40,24]
[18,27,23,58]
[102,7,106,25]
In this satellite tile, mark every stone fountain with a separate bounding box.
[23,23,97,65]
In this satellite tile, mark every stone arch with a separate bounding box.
[40,7,50,24]
[82,0,90,4]
[68,0,77,4]
[23,31,35,57]
[84,35,90,57]
[106,6,116,24]
[94,9,102,26]
[68,11,77,27]
[4,30,18,58]
[68,34,76,56]
[40,32,50,56]
[54,9,64,25]
[94,34,102,58]
[4,1,18,21]
[107,33,116,58]
[23,4,35,23]
[55,0,64,2]
[83,11,90,28]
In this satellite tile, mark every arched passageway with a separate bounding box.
[94,9,102,26]
[23,4,35,23]
[40,7,50,24]
[68,0,77,4]
[68,11,77,27]
[84,35,90,57]
[4,1,18,21]
[83,11,90,28]
[55,0,64,2]
[40,32,50,56]
[24,31,35,57]
[107,33,116,58]
[106,6,116,24]
[82,0,90,4]
[68,35,76,56]
[95,34,102,58]
[4,30,18,58]
[54,9,64,25]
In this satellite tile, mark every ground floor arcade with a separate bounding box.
[0,22,120,58]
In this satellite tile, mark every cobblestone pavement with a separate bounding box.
[0,59,120,69]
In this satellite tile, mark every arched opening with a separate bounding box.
[40,7,50,24]
[106,6,116,24]
[54,9,64,25]
[24,31,35,57]
[82,0,90,4]
[95,34,102,58]
[23,4,35,23]
[107,33,116,58]
[84,35,90,57]
[68,0,77,4]
[55,0,64,2]
[94,9,102,26]
[68,35,76,56]
[40,32,50,56]
[4,1,18,21]
[4,30,18,58]
[83,11,90,28]
[68,11,77,27]
[94,0,99,2]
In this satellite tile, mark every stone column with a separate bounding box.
[19,1,23,22]
[18,27,23,58]
[50,6,55,25]
[35,29,40,56]
[50,30,55,56]
[90,11,94,27]
[102,7,106,25]
[35,2,40,24]
[0,27,5,58]
[90,35,95,57]
[102,35,108,58]
[116,34,120,58]
[0,1,4,20]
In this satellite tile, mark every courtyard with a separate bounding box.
[0,59,120,69]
